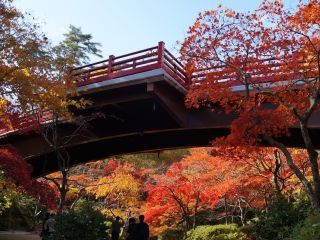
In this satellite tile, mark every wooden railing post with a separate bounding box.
[158,41,165,68]
[184,63,192,87]
[85,71,90,82]
[186,75,192,87]
[108,55,115,74]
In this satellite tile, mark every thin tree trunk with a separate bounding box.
[58,170,68,212]
[238,199,245,226]
[300,121,320,210]
[224,195,228,225]
[264,135,320,211]
[273,150,283,197]
[193,195,199,229]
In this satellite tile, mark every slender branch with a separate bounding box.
[263,135,314,196]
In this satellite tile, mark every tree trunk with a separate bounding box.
[264,135,320,212]
[238,199,245,226]
[58,170,68,212]
[273,150,283,197]
[300,122,320,211]
[224,195,228,225]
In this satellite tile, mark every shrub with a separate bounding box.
[239,223,255,236]
[158,228,184,240]
[49,201,108,240]
[253,197,309,240]
[186,224,248,240]
[289,213,320,240]
[0,191,46,231]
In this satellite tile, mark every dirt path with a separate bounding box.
[0,231,40,240]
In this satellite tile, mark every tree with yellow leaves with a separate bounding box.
[0,0,103,211]
[0,0,73,125]
[40,24,102,210]
[87,160,144,220]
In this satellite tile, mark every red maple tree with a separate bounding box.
[181,0,320,211]
[0,146,57,209]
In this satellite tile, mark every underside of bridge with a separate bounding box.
[0,69,235,177]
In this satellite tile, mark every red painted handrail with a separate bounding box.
[73,42,190,87]
[190,58,318,87]
[0,109,54,135]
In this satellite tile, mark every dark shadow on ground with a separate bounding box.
[0,231,40,240]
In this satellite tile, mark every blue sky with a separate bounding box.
[15,0,298,61]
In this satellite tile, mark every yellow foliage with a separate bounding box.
[0,1,80,127]
[94,173,139,205]
[86,163,143,219]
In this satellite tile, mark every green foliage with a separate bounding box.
[121,149,190,168]
[0,191,45,231]
[195,209,224,226]
[253,197,309,240]
[158,228,184,240]
[50,201,108,240]
[0,171,12,215]
[54,25,102,67]
[239,224,255,237]
[186,224,248,240]
[0,189,11,215]
[289,213,320,240]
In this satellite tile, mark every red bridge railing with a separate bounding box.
[73,42,190,88]
[0,109,53,135]
[190,58,318,87]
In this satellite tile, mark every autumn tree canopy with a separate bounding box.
[0,0,76,125]
[181,0,320,211]
[0,0,103,213]
[145,148,249,232]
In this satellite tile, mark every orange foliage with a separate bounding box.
[180,0,320,210]
[145,149,247,233]
[181,0,320,145]
[145,146,311,233]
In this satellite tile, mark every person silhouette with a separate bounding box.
[44,213,55,238]
[133,215,149,240]
[127,217,137,240]
[111,216,122,240]
[40,212,50,239]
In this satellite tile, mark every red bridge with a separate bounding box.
[1,42,319,177]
